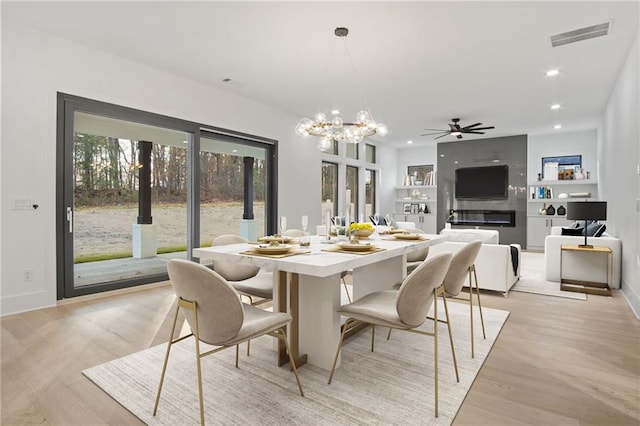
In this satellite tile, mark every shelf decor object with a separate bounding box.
[566,201,607,248]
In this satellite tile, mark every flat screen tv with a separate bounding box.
[455,165,508,200]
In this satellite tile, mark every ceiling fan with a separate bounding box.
[421,118,495,140]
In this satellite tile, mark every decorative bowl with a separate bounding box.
[352,229,373,239]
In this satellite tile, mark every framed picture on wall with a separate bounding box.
[403,203,411,213]
[542,155,581,180]
[410,203,419,214]
[407,164,434,185]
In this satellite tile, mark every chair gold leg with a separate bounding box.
[441,293,459,382]
[328,318,355,384]
[468,268,475,359]
[386,327,392,340]
[235,344,239,368]
[434,291,439,418]
[371,325,375,352]
[473,266,486,339]
[153,300,180,417]
[192,305,205,426]
[247,340,251,357]
[276,328,305,397]
[342,277,352,303]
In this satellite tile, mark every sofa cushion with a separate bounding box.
[561,227,584,236]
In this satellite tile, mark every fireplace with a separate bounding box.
[449,209,516,227]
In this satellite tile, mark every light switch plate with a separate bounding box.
[12,198,34,210]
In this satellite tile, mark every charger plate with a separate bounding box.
[393,233,426,240]
[252,244,292,255]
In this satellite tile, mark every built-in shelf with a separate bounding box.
[528,179,596,185]
[395,199,437,203]
[395,185,437,190]
[528,197,596,203]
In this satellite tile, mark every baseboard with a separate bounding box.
[621,280,640,320]
[1,290,56,317]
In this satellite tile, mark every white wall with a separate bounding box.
[396,146,438,185]
[600,34,640,317]
[527,130,598,183]
[0,21,322,315]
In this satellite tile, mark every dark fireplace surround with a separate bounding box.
[436,135,527,246]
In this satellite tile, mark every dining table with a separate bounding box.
[193,232,449,371]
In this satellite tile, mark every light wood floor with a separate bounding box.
[2,282,639,425]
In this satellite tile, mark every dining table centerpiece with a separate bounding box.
[349,222,374,239]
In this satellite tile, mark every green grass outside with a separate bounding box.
[74,241,213,263]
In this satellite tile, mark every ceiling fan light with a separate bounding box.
[451,131,462,136]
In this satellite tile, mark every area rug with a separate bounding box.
[512,251,586,300]
[83,301,509,425]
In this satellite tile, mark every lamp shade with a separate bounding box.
[566,201,607,221]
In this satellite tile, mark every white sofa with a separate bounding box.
[429,231,521,295]
[544,226,621,289]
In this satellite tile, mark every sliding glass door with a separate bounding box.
[57,94,276,298]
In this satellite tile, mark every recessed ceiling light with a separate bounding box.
[492,159,500,163]
[454,160,459,164]
[232,149,238,153]
[554,124,562,129]
[440,154,445,158]
[550,104,561,110]
[331,109,340,115]
[407,140,413,144]
[546,69,560,77]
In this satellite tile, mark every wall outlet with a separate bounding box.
[23,269,34,282]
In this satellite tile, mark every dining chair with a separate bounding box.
[440,239,485,358]
[154,259,304,425]
[406,228,429,275]
[327,252,453,418]
[212,234,273,306]
[283,229,305,238]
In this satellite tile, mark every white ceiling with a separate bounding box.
[3,1,639,148]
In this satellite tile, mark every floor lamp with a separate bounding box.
[566,201,607,248]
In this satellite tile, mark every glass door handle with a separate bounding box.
[66,206,73,233]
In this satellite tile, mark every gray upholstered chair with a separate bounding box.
[406,228,429,274]
[441,239,485,358]
[212,234,273,305]
[154,259,304,426]
[327,252,454,418]
[283,229,305,238]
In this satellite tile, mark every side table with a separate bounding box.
[560,244,612,296]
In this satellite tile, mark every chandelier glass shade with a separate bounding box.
[295,27,387,150]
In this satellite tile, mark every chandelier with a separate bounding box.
[295,27,388,151]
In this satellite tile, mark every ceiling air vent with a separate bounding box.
[550,21,611,47]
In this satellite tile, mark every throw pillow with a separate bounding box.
[569,221,582,229]
[593,224,607,237]
[585,221,603,237]
[561,227,584,236]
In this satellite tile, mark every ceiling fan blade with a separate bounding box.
[421,131,449,136]
[434,133,451,140]
[464,131,486,134]
[423,128,449,132]
[465,126,494,131]
[461,122,482,130]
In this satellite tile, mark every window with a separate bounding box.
[346,165,359,221]
[346,143,359,160]
[366,144,376,164]
[321,161,338,223]
[365,169,376,219]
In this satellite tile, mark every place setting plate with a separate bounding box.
[392,233,427,241]
[252,244,293,255]
[258,235,294,244]
[335,241,376,252]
